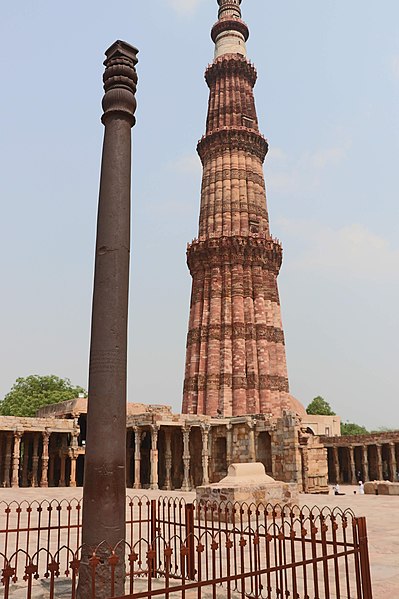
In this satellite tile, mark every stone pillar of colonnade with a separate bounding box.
[70,453,77,488]
[201,425,210,485]
[376,444,383,480]
[299,444,309,493]
[226,423,233,465]
[349,446,356,484]
[22,435,30,487]
[126,431,134,488]
[3,433,12,487]
[11,431,22,488]
[31,434,40,487]
[164,429,172,491]
[133,426,141,490]
[150,425,159,490]
[362,446,369,482]
[182,426,191,492]
[332,446,339,483]
[388,443,397,481]
[40,432,50,488]
[247,419,256,463]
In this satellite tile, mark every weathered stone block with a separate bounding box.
[197,462,298,521]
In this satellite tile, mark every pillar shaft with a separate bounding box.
[389,443,397,481]
[11,432,22,488]
[32,434,40,487]
[376,445,383,480]
[78,41,138,599]
[349,446,356,485]
[164,429,172,491]
[332,446,339,483]
[362,446,369,482]
[182,427,191,491]
[134,427,141,489]
[150,425,159,490]
[226,423,233,464]
[70,455,77,488]
[248,420,256,463]
[40,432,50,488]
[201,425,210,485]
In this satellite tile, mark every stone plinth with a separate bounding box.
[196,463,298,518]
[364,481,399,496]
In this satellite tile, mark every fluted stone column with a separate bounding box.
[31,434,40,487]
[40,432,50,488]
[389,443,397,481]
[248,419,256,463]
[78,40,138,599]
[376,444,383,480]
[226,423,233,464]
[70,454,77,488]
[182,426,191,491]
[11,431,22,488]
[133,426,141,489]
[150,425,159,490]
[201,425,210,485]
[349,446,356,484]
[164,429,172,491]
[331,446,339,483]
[3,433,12,487]
[362,446,369,482]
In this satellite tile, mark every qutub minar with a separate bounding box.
[183,0,290,418]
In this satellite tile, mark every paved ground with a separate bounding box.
[0,485,397,598]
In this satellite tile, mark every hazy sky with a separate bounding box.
[0,1,398,430]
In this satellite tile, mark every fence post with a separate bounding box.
[185,503,195,580]
[357,517,373,599]
[150,499,157,578]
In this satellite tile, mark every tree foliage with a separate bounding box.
[341,422,369,436]
[306,396,336,416]
[0,375,87,417]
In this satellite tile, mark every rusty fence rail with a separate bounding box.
[0,495,152,578]
[0,497,373,599]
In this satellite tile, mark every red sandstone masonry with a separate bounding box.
[183,4,291,418]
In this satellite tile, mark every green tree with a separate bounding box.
[341,422,369,436]
[306,396,336,416]
[0,375,87,417]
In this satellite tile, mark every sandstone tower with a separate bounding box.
[183,0,291,418]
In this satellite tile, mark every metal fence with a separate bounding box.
[0,496,373,599]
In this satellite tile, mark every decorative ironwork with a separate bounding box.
[0,496,373,598]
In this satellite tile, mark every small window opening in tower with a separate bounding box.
[249,219,260,234]
[242,115,254,128]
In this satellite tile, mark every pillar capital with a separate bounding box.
[200,423,211,434]
[247,417,257,430]
[102,41,138,126]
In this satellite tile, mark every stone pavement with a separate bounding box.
[0,485,397,599]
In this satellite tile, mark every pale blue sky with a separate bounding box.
[0,1,398,429]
